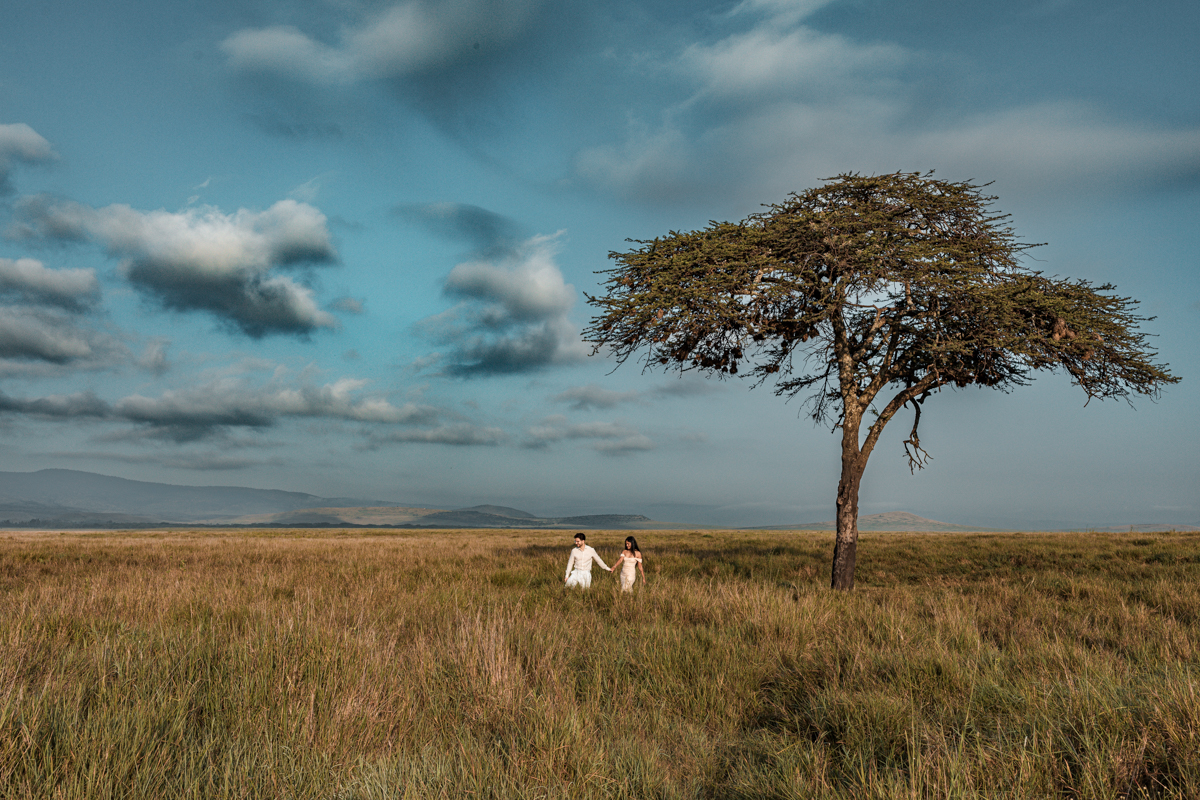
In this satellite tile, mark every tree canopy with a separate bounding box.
[586,172,1179,589]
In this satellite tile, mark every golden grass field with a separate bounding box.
[2,526,1199,798]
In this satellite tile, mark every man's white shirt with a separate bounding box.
[564,545,609,580]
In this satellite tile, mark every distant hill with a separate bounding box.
[0,469,668,530]
[746,511,1000,532]
[217,505,660,530]
[6,470,1190,532]
[0,469,407,523]
[462,505,537,519]
[415,510,656,530]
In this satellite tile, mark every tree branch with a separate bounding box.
[858,372,941,467]
[902,393,932,473]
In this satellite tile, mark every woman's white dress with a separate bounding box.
[619,553,641,592]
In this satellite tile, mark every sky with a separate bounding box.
[0,0,1197,528]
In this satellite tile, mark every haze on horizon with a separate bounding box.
[0,0,1197,530]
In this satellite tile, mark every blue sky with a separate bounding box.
[1,0,1197,527]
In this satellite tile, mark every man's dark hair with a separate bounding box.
[574,533,586,541]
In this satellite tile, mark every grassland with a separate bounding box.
[2,527,1199,799]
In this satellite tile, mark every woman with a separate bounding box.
[612,536,646,593]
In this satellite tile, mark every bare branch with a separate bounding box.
[902,394,932,473]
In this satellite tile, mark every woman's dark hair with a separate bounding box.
[624,536,640,553]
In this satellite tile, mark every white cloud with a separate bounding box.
[0,371,470,444]
[0,389,109,419]
[222,0,543,84]
[0,123,57,193]
[445,235,575,322]
[113,377,437,431]
[419,232,587,375]
[524,415,653,453]
[0,308,95,363]
[0,123,55,162]
[0,258,99,310]
[447,319,578,375]
[0,306,124,367]
[223,25,356,85]
[552,384,640,410]
[681,25,905,102]
[728,0,840,26]
[900,103,1200,195]
[363,423,506,447]
[11,197,339,337]
[695,100,1200,204]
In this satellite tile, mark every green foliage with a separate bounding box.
[3,528,1200,798]
[587,172,1176,415]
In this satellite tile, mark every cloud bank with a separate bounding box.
[574,2,1200,205]
[216,0,1200,205]
[11,197,339,338]
[524,415,653,453]
[0,375,467,443]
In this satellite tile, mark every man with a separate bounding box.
[563,533,611,588]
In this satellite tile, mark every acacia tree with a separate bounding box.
[585,172,1179,590]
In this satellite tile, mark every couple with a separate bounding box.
[562,533,646,592]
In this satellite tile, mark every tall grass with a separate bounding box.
[2,528,1199,798]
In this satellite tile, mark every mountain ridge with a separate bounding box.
[0,469,407,522]
[1,470,1195,532]
[0,469,668,529]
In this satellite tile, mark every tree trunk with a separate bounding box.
[831,450,864,590]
